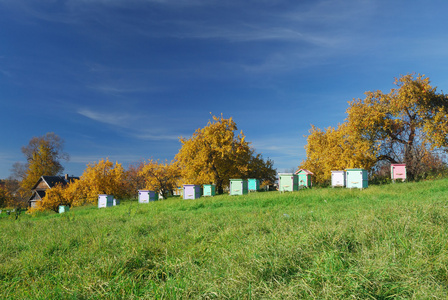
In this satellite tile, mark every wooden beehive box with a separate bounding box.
[229,179,248,196]
[138,190,157,203]
[391,164,406,181]
[346,169,368,189]
[98,194,114,208]
[248,178,260,191]
[278,173,298,192]
[203,184,216,197]
[296,169,314,188]
[331,170,346,187]
[183,184,201,199]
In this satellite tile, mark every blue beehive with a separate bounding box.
[346,169,368,189]
[183,184,201,199]
[248,178,260,192]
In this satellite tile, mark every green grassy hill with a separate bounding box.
[1,179,448,299]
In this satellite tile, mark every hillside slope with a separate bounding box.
[1,179,448,299]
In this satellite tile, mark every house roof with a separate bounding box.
[31,175,79,191]
[295,169,314,175]
[29,190,47,201]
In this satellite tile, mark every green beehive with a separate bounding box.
[346,168,368,189]
[296,169,314,188]
[248,178,260,191]
[230,179,248,196]
[203,184,216,196]
[278,173,298,192]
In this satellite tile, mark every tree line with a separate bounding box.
[299,74,448,184]
[0,115,276,212]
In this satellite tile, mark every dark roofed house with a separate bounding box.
[29,174,79,208]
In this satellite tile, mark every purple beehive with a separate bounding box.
[183,184,201,199]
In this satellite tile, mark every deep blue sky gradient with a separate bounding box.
[1,0,448,178]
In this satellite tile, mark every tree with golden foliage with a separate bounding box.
[16,133,69,195]
[300,123,377,184]
[67,158,127,206]
[139,159,181,199]
[176,114,276,193]
[301,74,448,183]
[346,73,448,180]
[0,185,14,208]
[30,183,69,213]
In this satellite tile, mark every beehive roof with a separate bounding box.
[295,169,314,175]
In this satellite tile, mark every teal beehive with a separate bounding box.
[296,169,314,188]
[203,184,216,196]
[248,178,260,191]
[58,205,69,214]
[278,173,298,192]
[346,169,368,189]
[230,179,248,195]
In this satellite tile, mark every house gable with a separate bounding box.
[28,175,79,206]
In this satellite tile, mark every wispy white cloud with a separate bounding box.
[77,108,182,141]
[88,84,148,95]
[132,132,180,141]
[77,108,132,127]
[68,154,146,164]
[0,69,12,77]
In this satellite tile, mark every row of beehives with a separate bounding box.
[97,164,408,207]
[278,169,314,192]
[279,164,407,191]
[57,195,120,213]
[331,164,406,188]
[138,178,262,202]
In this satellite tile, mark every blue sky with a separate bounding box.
[1,0,448,179]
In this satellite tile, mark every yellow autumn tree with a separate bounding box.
[346,73,448,180]
[301,73,448,183]
[68,158,127,206]
[30,183,69,213]
[139,159,181,199]
[175,114,276,193]
[0,185,14,208]
[300,123,377,183]
[17,133,69,197]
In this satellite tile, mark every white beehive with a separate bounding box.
[98,194,114,208]
[331,171,346,187]
[138,190,157,203]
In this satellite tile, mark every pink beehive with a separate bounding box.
[391,164,406,181]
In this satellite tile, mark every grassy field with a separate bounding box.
[1,179,448,299]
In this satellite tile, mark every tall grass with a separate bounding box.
[1,179,448,299]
